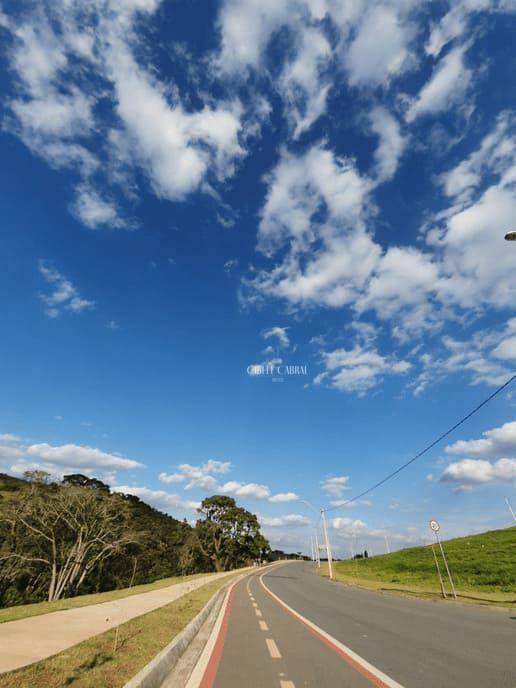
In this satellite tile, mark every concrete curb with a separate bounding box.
[123,573,242,688]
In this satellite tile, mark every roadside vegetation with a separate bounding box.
[0,572,239,688]
[325,527,516,605]
[0,472,270,610]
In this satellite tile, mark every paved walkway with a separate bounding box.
[0,569,240,673]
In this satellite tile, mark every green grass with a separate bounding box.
[0,571,219,624]
[0,572,239,688]
[326,526,516,605]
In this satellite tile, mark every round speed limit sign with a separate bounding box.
[429,519,440,532]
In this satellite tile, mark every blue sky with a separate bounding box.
[1,0,516,556]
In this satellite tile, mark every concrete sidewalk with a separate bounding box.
[0,569,240,673]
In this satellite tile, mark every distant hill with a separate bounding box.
[333,527,516,598]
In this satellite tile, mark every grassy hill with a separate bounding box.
[329,527,516,604]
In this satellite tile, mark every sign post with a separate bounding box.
[429,519,457,599]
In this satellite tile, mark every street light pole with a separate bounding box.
[504,496,516,523]
[321,509,334,580]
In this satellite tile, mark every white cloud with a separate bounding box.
[356,246,439,338]
[279,25,331,138]
[440,112,515,202]
[247,145,379,309]
[216,0,295,74]
[344,6,413,87]
[26,443,143,470]
[159,460,231,490]
[38,260,95,317]
[0,433,21,443]
[315,343,411,394]
[441,420,516,489]
[441,458,516,485]
[406,44,471,122]
[72,184,129,230]
[113,485,199,513]
[369,106,406,183]
[107,39,244,201]
[445,420,516,460]
[220,481,271,499]
[269,492,299,503]
[320,475,350,498]
[0,433,144,485]
[331,516,367,533]
[262,326,290,348]
[260,513,310,527]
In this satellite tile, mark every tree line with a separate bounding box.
[0,471,271,607]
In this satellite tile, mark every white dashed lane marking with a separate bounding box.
[265,638,281,659]
[259,620,269,631]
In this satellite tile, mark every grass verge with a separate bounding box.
[319,526,516,608]
[0,572,240,688]
[0,572,215,624]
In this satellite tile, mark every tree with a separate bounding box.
[195,495,269,572]
[62,474,110,493]
[0,483,136,601]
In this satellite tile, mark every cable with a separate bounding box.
[323,374,516,514]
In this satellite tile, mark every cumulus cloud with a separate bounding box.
[441,458,516,487]
[72,184,129,230]
[344,5,414,87]
[315,343,411,394]
[2,1,247,228]
[269,492,299,503]
[246,145,379,309]
[159,460,231,490]
[279,25,331,138]
[220,481,271,499]
[0,433,143,483]
[406,44,471,123]
[446,420,516,460]
[38,260,95,318]
[441,420,516,490]
[262,326,290,348]
[260,513,310,527]
[320,475,350,498]
[369,106,406,183]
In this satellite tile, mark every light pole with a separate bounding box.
[321,510,334,580]
[504,496,516,523]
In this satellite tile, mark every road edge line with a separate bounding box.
[259,569,406,688]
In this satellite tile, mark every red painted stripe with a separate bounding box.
[261,578,391,688]
[199,584,237,688]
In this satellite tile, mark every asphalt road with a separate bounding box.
[204,561,515,688]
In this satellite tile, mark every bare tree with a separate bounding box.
[0,483,136,601]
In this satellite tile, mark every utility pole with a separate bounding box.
[310,535,315,563]
[315,533,321,568]
[321,510,334,580]
[384,534,391,554]
[504,496,516,523]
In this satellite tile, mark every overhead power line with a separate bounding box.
[324,374,516,514]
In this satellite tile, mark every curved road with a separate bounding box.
[198,561,515,688]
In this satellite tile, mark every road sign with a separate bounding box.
[429,519,440,532]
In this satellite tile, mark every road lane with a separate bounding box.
[208,569,379,688]
[262,561,516,688]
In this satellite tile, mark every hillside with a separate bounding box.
[331,527,516,601]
